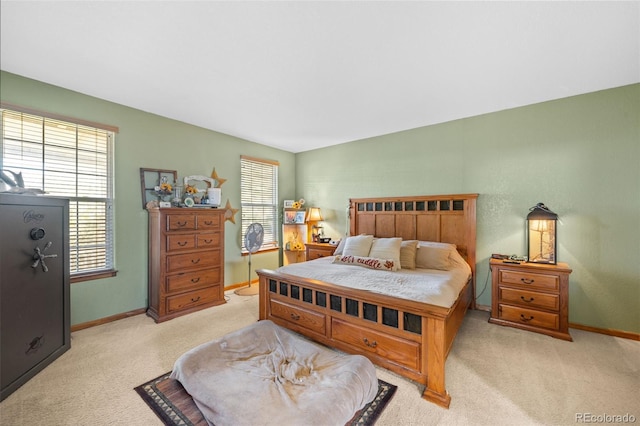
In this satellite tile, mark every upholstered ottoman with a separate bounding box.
[170,320,378,426]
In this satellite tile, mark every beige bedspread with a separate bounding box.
[276,256,471,308]
[170,320,378,426]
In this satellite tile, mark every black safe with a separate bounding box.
[0,194,70,401]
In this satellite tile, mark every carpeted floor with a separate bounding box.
[1,291,638,425]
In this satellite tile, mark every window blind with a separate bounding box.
[1,108,115,276]
[240,156,278,252]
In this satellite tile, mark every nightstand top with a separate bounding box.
[490,258,572,273]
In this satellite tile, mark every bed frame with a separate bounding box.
[257,193,478,408]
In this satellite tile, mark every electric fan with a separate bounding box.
[234,223,264,296]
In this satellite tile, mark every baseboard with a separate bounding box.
[569,322,639,341]
[71,308,146,332]
[225,279,259,291]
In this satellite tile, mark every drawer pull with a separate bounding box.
[176,221,187,227]
[521,278,535,284]
[290,313,300,321]
[190,277,201,283]
[204,220,213,225]
[190,296,201,303]
[204,239,213,244]
[520,314,534,322]
[520,296,535,303]
[178,241,188,247]
[363,337,377,348]
[191,258,201,264]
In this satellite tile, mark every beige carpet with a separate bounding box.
[1,291,638,425]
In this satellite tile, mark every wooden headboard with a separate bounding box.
[349,193,478,291]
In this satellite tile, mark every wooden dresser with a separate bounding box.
[147,206,225,322]
[305,242,336,260]
[489,259,572,341]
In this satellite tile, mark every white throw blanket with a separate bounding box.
[171,320,378,426]
[276,256,471,308]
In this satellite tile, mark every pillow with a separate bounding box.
[399,240,419,270]
[418,240,457,251]
[368,237,402,267]
[333,254,399,271]
[333,238,346,255]
[342,235,374,257]
[415,245,454,270]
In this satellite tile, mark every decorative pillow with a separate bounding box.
[399,240,419,269]
[415,245,453,271]
[342,235,374,257]
[418,240,457,250]
[332,255,399,271]
[368,237,402,267]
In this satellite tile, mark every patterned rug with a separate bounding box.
[135,371,396,426]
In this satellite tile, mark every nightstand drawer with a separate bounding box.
[307,248,333,260]
[499,287,559,311]
[500,270,559,292]
[499,304,559,330]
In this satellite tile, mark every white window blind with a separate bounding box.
[240,156,278,252]
[1,108,115,277]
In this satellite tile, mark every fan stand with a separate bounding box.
[234,250,259,296]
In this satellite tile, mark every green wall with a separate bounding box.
[2,71,638,334]
[296,84,639,334]
[0,71,296,326]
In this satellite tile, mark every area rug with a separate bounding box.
[135,371,396,426]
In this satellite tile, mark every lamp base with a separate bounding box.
[234,285,259,296]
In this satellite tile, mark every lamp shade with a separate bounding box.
[526,203,558,264]
[306,207,323,222]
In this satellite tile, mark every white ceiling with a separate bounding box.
[1,1,638,153]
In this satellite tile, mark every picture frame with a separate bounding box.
[140,168,177,209]
[294,211,306,224]
[283,200,294,208]
[284,209,297,224]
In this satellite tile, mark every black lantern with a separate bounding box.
[526,203,558,264]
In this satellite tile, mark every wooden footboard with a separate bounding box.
[257,268,473,408]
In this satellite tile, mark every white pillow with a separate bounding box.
[342,235,374,257]
[333,238,346,255]
[399,240,419,270]
[415,245,454,270]
[418,240,457,250]
[333,254,399,271]
[369,237,402,267]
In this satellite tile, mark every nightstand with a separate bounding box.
[489,259,572,341]
[305,242,336,261]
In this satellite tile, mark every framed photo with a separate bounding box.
[283,200,294,208]
[140,168,177,209]
[294,211,306,224]
[284,210,297,224]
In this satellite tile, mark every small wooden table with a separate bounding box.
[489,258,572,341]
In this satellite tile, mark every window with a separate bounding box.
[1,104,117,280]
[240,155,279,252]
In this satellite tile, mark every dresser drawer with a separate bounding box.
[331,318,420,370]
[498,304,559,330]
[500,270,559,292]
[197,214,221,230]
[167,214,196,231]
[166,234,196,251]
[499,287,559,311]
[166,269,221,293]
[166,251,220,273]
[166,287,220,313]
[197,232,220,248]
[270,299,326,335]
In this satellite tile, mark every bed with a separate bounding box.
[257,193,478,408]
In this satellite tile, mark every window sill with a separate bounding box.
[241,247,280,256]
[71,269,118,284]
